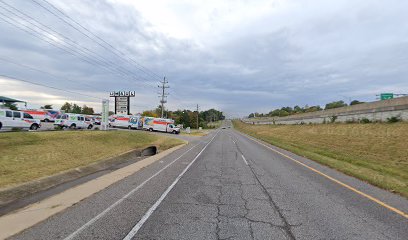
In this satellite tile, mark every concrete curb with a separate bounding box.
[0,143,186,240]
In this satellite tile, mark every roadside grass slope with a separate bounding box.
[0,131,183,189]
[233,120,408,198]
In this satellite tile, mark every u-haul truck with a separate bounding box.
[54,113,93,129]
[109,115,131,128]
[143,117,180,134]
[0,109,41,130]
[22,109,54,122]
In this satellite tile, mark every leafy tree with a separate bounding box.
[81,105,94,115]
[293,105,304,113]
[305,105,322,112]
[248,113,255,118]
[40,104,53,109]
[350,100,364,105]
[3,102,18,110]
[72,104,82,114]
[60,102,72,113]
[142,110,158,117]
[325,100,347,110]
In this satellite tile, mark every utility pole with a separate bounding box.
[196,104,199,129]
[158,77,169,118]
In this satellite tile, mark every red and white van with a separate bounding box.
[22,109,54,122]
[109,115,131,128]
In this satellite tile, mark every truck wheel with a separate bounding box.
[0,122,2,130]
[172,130,177,134]
[149,128,153,132]
[70,124,76,129]
[44,119,49,122]
[88,125,93,129]
[30,124,38,130]
[128,125,132,130]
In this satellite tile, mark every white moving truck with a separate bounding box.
[109,115,131,128]
[0,109,41,130]
[142,117,180,134]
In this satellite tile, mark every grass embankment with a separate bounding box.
[233,120,408,198]
[0,131,183,189]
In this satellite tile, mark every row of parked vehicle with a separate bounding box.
[109,115,180,134]
[0,108,180,134]
[0,108,103,131]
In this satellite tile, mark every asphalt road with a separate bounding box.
[10,127,408,239]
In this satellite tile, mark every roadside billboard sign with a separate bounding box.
[110,91,135,115]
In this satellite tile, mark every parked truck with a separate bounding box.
[142,117,180,134]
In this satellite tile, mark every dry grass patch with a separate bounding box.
[0,131,183,188]
[233,120,408,198]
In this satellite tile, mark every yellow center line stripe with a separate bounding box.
[239,132,408,219]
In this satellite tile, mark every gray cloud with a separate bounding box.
[1,0,407,117]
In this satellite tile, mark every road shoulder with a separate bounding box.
[0,143,186,240]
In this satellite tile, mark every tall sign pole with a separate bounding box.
[101,99,109,130]
[196,104,199,129]
[158,77,169,118]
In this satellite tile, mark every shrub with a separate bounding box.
[329,116,338,123]
[360,118,371,124]
[54,126,64,131]
[387,116,401,123]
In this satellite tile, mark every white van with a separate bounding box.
[0,109,41,130]
[54,113,93,129]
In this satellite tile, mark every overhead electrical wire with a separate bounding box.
[0,0,183,110]
[0,1,155,89]
[0,74,104,100]
[32,0,163,82]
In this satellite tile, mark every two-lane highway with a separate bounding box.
[10,128,408,239]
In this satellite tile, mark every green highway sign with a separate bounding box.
[380,93,394,100]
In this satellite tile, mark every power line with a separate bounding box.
[32,0,163,82]
[0,74,104,100]
[40,0,163,81]
[158,77,169,118]
[0,18,155,92]
[0,2,155,89]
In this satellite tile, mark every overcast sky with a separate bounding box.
[1,0,407,117]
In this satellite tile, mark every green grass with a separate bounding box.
[233,120,408,198]
[0,131,183,189]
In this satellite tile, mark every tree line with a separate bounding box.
[60,102,95,115]
[142,106,225,129]
[248,100,364,118]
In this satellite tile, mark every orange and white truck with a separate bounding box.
[109,115,132,128]
[22,109,54,122]
[142,117,180,134]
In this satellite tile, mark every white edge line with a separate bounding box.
[64,141,204,240]
[241,155,248,165]
[122,130,220,240]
